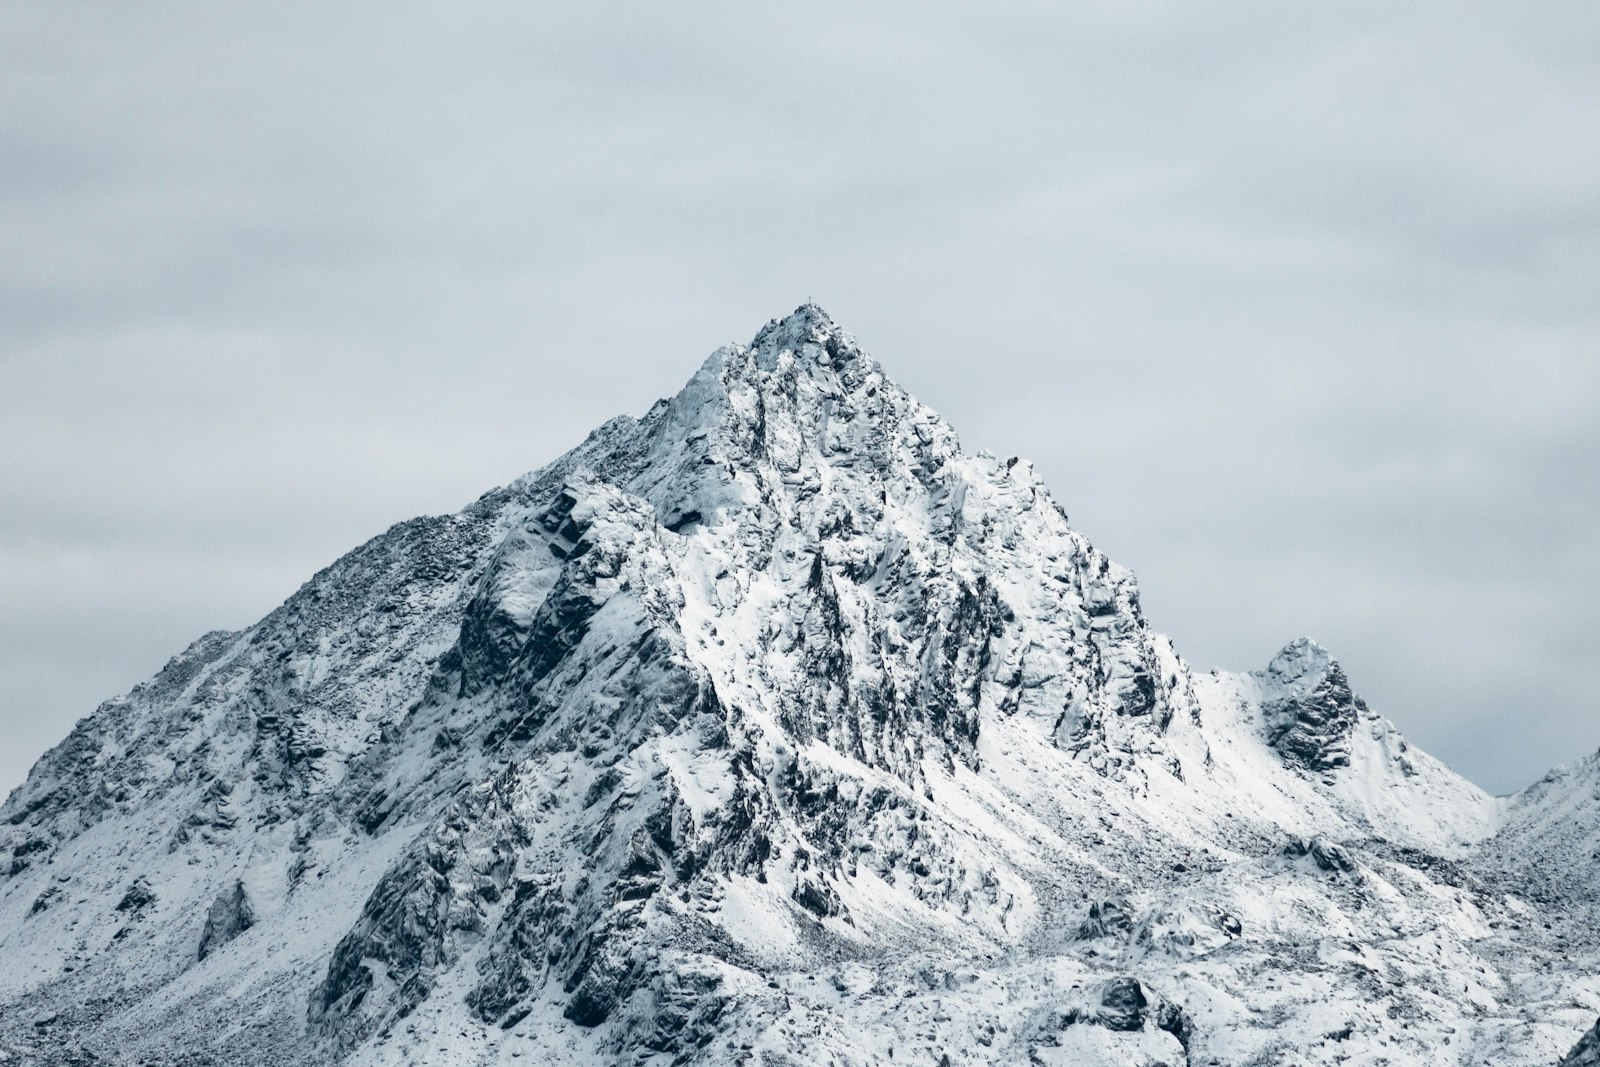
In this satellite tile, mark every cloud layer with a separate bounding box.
[3,2,1596,794]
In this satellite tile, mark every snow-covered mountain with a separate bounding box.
[2,305,1596,1066]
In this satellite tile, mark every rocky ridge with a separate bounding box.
[1,306,1597,1066]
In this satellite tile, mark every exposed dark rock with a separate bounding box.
[29,884,60,916]
[196,880,255,960]
[563,985,614,1028]
[1156,1001,1194,1058]
[793,877,842,918]
[638,965,729,1057]
[561,918,640,1029]
[1098,976,1148,1031]
[1076,896,1135,940]
[114,878,156,915]
[1283,837,1357,876]
[1258,639,1364,772]
[1562,1017,1600,1066]
[663,510,703,534]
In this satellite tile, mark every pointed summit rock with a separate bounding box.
[1255,637,1366,771]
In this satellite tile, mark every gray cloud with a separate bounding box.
[2,1,1596,795]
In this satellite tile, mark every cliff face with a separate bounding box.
[1,306,1594,1066]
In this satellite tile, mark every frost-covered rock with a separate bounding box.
[1,305,1597,1066]
[1256,637,1364,771]
[1563,1018,1600,1066]
[196,879,255,960]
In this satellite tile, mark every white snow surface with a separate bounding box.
[1,305,1596,1067]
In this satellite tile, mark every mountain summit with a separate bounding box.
[2,307,1596,1066]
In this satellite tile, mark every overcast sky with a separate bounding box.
[2,2,1596,797]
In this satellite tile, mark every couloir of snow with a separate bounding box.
[1,305,1596,1067]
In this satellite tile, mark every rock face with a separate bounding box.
[1563,1019,1600,1067]
[1096,977,1148,1031]
[1256,637,1364,771]
[0,305,1596,1066]
[196,880,254,960]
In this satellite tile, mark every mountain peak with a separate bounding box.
[742,302,875,386]
[1,308,1590,1066]
[672,303,874,405]
[1264,636,1334,685]
[752,302,842,351]
[646,303,934,488]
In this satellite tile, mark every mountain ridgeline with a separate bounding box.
[1,306,1596,1066]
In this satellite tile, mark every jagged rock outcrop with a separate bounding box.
[1282,836,1358,876]
[197,880,255,960]
[1562,1018,1600,1066]
[0,305,1595,1066]
[1095,976,1149,1031]
[1076,896,1135,940]
[1256,637,1365,771]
